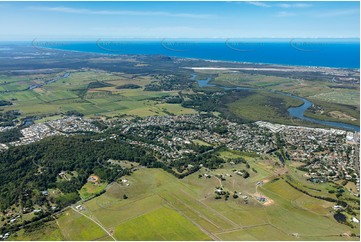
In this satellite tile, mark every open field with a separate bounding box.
[212,72,295,89]
[56,209,108,241]
[305,98,360,126]
[9,221,64,241]
[192,139,212,146]
[79,181,108,200]
[42,154,359,241]
[0,70,196,119]
[113,207,211,240]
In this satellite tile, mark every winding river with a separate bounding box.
[193,74,359,132]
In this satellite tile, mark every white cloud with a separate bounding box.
[246,2,271,8]
[28,6,216,19]
[277,3,312,8]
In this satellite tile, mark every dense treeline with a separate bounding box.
[116,84,141,89]
[0,134,147,210]
[87,81,113,89]
[0,110,21,127]
[0,100,12,106]
[144,74,193,91]
[181,90,252,123]
[0,127,23,143]
[65,110,84,117]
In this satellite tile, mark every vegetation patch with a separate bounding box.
[79,179,108,200]
[116,84,141,89]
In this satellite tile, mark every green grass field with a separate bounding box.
[113,207,211,240]
[79,182,108,200]
[212,72,295,89]
[192,139,212,146]
[304,98,360,126]
[56,209,108,241]
[0,70,196,119]
[9,221,64,241]
[43,157,359,241]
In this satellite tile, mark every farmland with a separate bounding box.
[15,152,358,241]
[0,70,195,119]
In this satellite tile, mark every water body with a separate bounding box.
[195,75,360,132]
[22,117,34,127]
[31,39,360,68]
[28,72,70,90]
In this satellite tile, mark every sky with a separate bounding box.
[0,1,359,40]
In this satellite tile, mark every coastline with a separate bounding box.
[7,41,358,70]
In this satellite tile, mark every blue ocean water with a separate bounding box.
[29,39,360,68]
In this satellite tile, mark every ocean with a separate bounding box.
[28,38,360,68]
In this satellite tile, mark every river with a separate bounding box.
[193,74,359,132]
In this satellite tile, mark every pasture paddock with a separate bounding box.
[45,163,359,241]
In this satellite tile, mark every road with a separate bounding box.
[71,206,117,241]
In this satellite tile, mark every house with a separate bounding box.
[333,205,344,210]
[75,205,83,210]
[351,217,359,223]
[215,189,225,195]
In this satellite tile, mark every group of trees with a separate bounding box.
[0,134,147,210]
[0,100,12,106]
[0,127,23,143]
[0,110,21,127]
[116,84,141,89]
[144,74,193,91]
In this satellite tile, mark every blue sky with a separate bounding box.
[0,1,359,40]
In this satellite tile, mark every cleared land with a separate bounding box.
[79,181,108,200]
[0,70,195,119]
[113,207,211,240]
[31,152,359,241]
